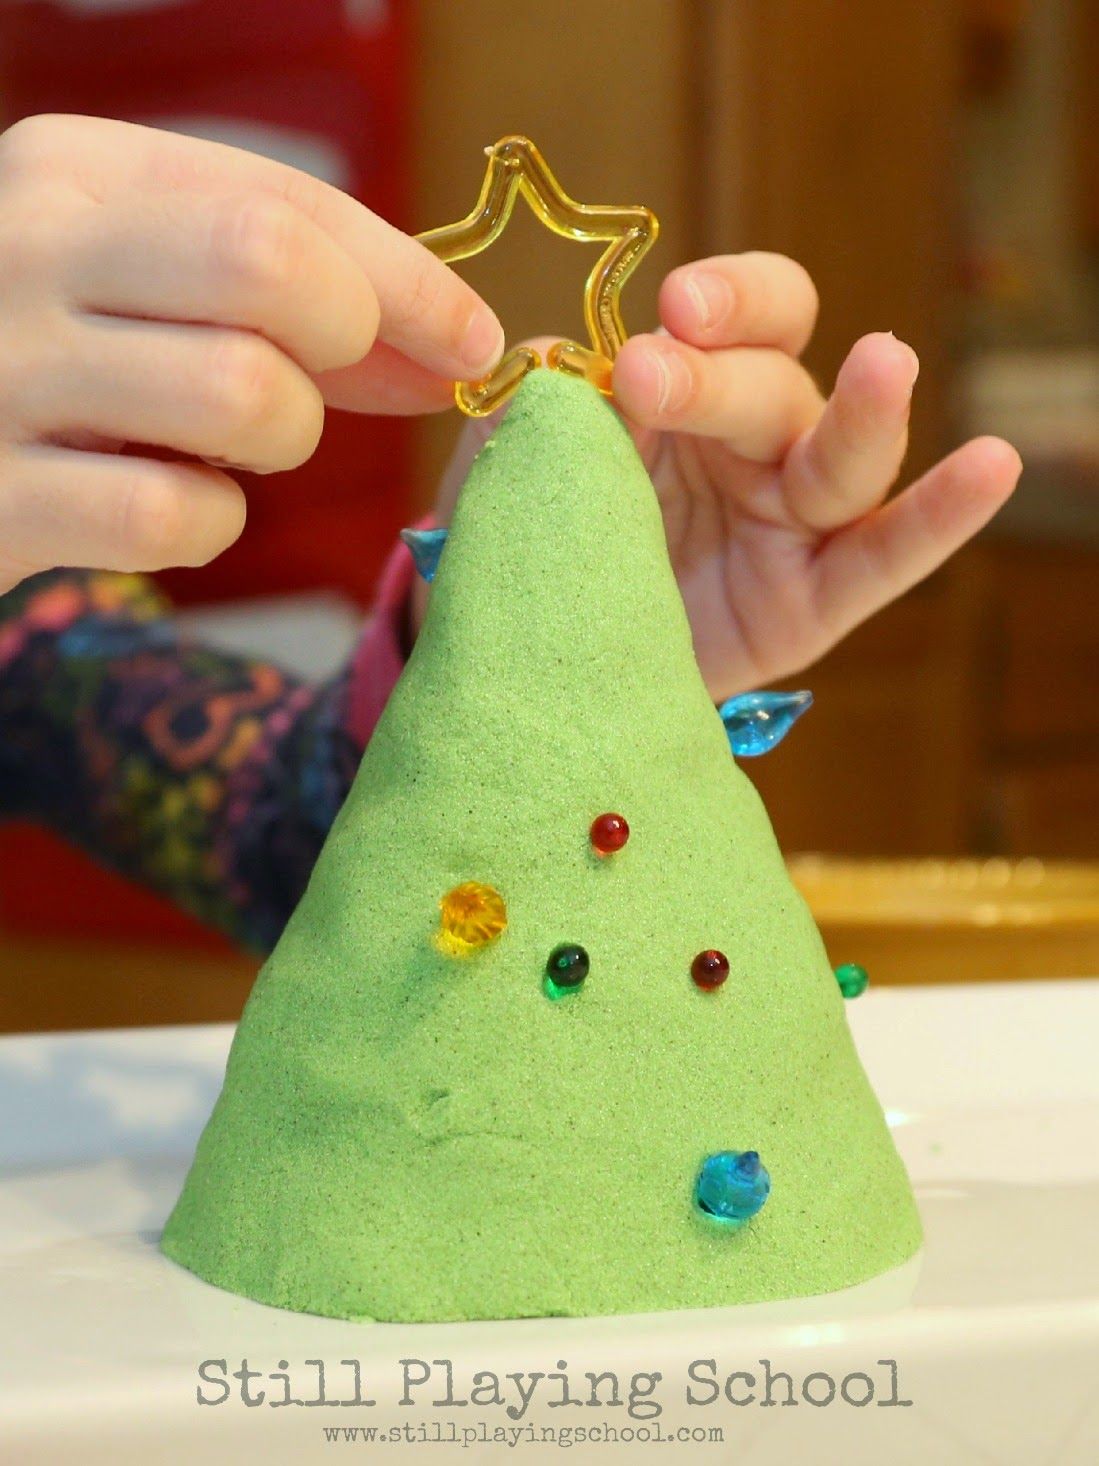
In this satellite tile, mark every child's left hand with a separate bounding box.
[429,252,1022,701]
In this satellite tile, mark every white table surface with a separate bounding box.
[2,980,1098,1465]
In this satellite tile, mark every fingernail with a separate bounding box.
[685,269,733,330]
[643,342,690,415]
[881,332,919,388]
[460,309,505,374]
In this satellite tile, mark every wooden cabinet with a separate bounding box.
[748,541,1099,859]
[983,543,1099,857]
[410,0,957,488]
[409,0,1097,861]
[746,556,989,856]
[409,0,971,858]
[695,0,958,478]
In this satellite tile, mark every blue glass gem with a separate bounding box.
[718,689,813,757]
[400,527,449,583]
[694,1150,771,1225]
[835,962,869,999]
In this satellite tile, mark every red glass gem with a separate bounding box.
[590,812,630,856]
[692,949,730,990]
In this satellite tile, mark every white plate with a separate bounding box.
[2,981,1098,1465]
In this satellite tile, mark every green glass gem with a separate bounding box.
[835,962,869,999]
[544,943,589,1000]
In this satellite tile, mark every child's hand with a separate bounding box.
[432,253,1021,699]
[0,114,504,597]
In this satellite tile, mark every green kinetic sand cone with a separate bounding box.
[161,370,921,1321]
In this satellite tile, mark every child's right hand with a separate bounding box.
[0,114,504,596]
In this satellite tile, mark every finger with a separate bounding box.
[658,252,819,355]
[814,436,1022,641]
[315,342,457,416]
[64,188,381,375]
[782,332,920,531]
[0,446,246,574]
[18,115,504,380]
[613,334,824,461]
[27,315,325,475]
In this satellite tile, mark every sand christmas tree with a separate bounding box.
[161,368,921,1322]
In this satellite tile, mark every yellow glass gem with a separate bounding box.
[438,881,508,955]
[416,135,659,417]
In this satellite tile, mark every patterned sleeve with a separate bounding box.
[0,547,417,954]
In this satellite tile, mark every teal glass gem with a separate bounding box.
[694,1150,771,1225]
[718,689,813,757]
[835,962,869,999]
[400,527,449,583]
[544,943,589,1000]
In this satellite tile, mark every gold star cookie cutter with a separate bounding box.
[416,135,659,417]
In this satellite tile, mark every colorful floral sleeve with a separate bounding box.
[0,550,416,953]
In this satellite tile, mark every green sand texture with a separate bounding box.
[161,369,922,1322]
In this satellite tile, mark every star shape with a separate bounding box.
[417,135,659,416]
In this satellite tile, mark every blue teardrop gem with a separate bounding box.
[694,1149,771,1225]
[718,689,813,757]
[400,527,449,583]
